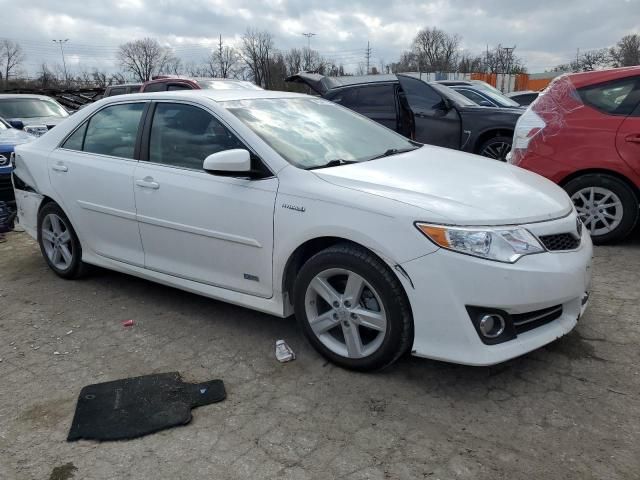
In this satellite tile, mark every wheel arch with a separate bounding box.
[281,236,414,312]
[559,169,640,203]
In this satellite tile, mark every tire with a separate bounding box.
[564,174,639,244]
[477,135,512,161]
[293,243,413,371]
[37,202,88,279]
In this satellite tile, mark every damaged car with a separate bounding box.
[287,72,522,161]
[13,89,591,371]
[0,94,70,137]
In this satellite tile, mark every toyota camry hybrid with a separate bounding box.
[11,89,592,371]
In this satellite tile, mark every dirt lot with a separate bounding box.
[0,231,639,480]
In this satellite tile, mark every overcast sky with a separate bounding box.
[2,0,639,77]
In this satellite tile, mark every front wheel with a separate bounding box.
[293,243,413,371]
[478,135,512,161]
[564,174,639,244]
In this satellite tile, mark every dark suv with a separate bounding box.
[287,72,522,160]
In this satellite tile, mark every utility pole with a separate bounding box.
[501,46,515,93]
[302,33,316,71]
[365,41,372,74]
[218,34,224,78]
[52,39,69,86]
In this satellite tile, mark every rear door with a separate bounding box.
[615,80,640,176]
[396,74,461,148]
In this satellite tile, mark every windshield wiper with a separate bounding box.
[368,146,420,161]
[307,159,358,170]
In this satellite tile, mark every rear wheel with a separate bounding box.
[37,202,87,279]
[564,174,639,244]
[478,135,512,161]
[293,243,413,371]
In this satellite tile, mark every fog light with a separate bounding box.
[478,314,505,338]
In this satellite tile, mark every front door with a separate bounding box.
[133,101,277,297]
[396,74,461,149]
[48,101,147,266]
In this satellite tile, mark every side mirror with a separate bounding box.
[203,149,254,177]
[439,97,453,111]
[8,120,24,130]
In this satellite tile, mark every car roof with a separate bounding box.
[437,80,473,86]
[567,66,640,88]
[100,89,309,104]
[0,94,60,100]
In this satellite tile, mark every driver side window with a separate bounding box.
[148,103,245,170]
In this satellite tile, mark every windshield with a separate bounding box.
[430,83,477,107]
[0,98,69,119]
[223,97,417,169]
[473,85,521,107]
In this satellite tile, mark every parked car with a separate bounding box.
[0,94,69,136]
[0,117,34,204]
[287,72,522,161]
[510,66,640,244]
[506,90,540,106]
[103,83,142,97]
[13,89,591,370]
[141,76,262,92]
[437,80,525,110]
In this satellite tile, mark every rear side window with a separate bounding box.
[148,103,245,170]
[143,82,167,92]
[456,88,489,105]
[83,103,145,159]
[578,77,639,115]
[355,85,396,111]
[62,123,87,150]
[167,83,192,91]
[108,87,126,96]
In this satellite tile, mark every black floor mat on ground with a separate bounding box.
[67,372,225,441]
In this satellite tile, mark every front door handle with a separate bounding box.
[52,163,68,172]
[625,134,640,144]
[135,177,160,190]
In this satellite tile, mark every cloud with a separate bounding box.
[2,0,638,76]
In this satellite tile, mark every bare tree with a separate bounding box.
[214,36,240,79]
[554,48,610,73]
[161,56,183,76]
[117,38,174,82]
[483,45,526,74]
[241,29,274,88]
[1,40,25,87]
[412,27,460,72]
[610,34,640,67]
[458,52,484,73]
[284,48,303,76]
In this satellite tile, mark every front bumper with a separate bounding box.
[400,219,592,366]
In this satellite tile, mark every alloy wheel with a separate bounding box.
[41,213,74,270]
[571,186,623,236]
[480,141,511,161]
[304,268,387,359]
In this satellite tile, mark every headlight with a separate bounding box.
[23,125,48,137]
[416,223,544,263]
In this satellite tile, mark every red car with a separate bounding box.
[510,66,640,243]
[140,76,262,92]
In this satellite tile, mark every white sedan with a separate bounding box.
[12,89,592,371]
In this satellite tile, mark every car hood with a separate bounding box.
[312,146,572,225]
[0,128,34,150]
[7,116,66,127]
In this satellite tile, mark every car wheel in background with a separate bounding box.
[37,202,87,279]
[478,135,512,161]
[564,173,639,244]
[293,243,413,371]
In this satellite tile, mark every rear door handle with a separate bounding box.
[135,178,160,190]
[51,163,68,172]
[625,134,640,144]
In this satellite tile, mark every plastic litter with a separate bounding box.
[275,340,296,363]
[122,320,134,327]
[66,330,73,335]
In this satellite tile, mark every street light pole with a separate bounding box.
[302,33,316,71]
[52,39,69,86]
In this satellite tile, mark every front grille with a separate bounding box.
[0,173,14,202]
[539,233,580,251]
[512,305,563,334]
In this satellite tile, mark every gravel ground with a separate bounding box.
[0,231,639,480]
